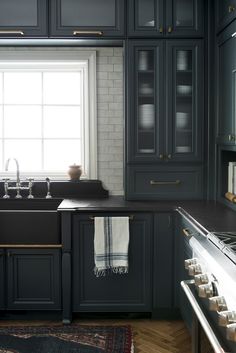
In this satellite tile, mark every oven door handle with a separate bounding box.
[181,280,227,353]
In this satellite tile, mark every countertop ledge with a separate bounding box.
[58,196,236,233]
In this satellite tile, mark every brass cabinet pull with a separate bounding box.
[73,30,103,36]
[0,30,24,35]
[159,154,164,159]
[167,154,172,159]
[0,244,62,248]
[150,180,181,186]
[167,26,172,33]
[182,228,192,238]
[159,26,163,33]
[228,134,235,142]
[229,5,235,12]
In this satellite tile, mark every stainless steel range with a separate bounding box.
[177,208,236,353]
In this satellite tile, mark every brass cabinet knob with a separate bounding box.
[167,154,172,159]
[159,26,163,33]
[167,26,172,33]
[229,5,235,13]
[159,154,164,159]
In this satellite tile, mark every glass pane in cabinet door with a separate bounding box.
[137,49,155,154]
[137,0,156,27]
[175,0,194,27]
[175,50,193,154]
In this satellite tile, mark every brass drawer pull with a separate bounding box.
[73,30,103,36]
[167,26,172,33]
[159,26,163,33]
[0,30,24,35]
[89,215,134,220]
[150,180,181,186]
[0,244,62,248]
[182,228,192,238]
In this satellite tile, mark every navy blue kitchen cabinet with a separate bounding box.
[72,213,153,312]
[127,39,204,164]
[126,39,204,199]
[6,248,61,310]
[216,0,236,34]
[128,0,204,37]
[153,213,175,317]
[50,0,125,38]
[0,0,48,37]
[217,20,236,145]
[0,249,4,310]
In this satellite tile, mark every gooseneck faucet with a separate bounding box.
[5,158,20,186]
[5,158,22,198]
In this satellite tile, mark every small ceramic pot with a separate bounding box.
[68,164,82,180]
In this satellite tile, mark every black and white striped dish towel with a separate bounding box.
[94,216,130,277]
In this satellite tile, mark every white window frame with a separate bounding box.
[0,48,97,180]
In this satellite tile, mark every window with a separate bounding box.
[0,49,97,179]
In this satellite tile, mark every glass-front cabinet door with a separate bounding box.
[166,40,204,161]
[127,40,164,162]
[50,0,125,37]
[128,0,203,37]
[166,0,204,37]
[128,0,164,37]
[0,0,47,37]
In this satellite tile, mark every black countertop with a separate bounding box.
[58,196,236,233]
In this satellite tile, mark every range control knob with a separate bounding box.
[227,323,236,342]
[194,273,209,286]
[219,311,236,327]
[184,258,197,270]
[209,296,228,312]
[188,264,202,276]
[198,283,214,298]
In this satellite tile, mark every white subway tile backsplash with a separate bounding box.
[96,47,123,195]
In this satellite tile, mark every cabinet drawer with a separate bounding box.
[126,165,203,200]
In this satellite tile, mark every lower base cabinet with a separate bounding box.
[1,248,61,310]
[153,213,175,316]
[0,249,4,310]
[72,213,153,312]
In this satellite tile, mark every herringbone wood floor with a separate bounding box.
[0,319,191,353]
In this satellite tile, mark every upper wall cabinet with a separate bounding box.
[128,0,204,37]
[216,0,236,34]
[217,21,236,145]
[0,0,48,38]
[50,0,125,38]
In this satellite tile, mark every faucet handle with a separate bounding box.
[2,178,10,199]
[27,178,34,199]
[45,177,52,199]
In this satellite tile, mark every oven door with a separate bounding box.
[181,280,230,353]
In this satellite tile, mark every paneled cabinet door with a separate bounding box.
[0,249,5,310]
[153,213,174,316]
[216,0,236,34]
[50,0,125,37]
[0,0,47,37]
[217,23,236,145]
[166,40,204,162]
[127,39,203,163]
[6,249,61,310]
[128,0,203,37]
[72,213,153,312]
[127,40,165,163]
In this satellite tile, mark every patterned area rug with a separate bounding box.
[0,325,133,353]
